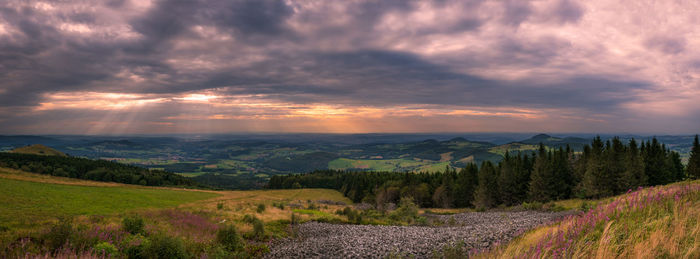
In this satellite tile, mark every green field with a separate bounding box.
[0,178,219,228]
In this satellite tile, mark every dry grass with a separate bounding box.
[477,181,700,259]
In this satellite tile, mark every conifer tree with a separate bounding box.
[473,161,498,209]
[453,163,478,207]
[688,135,700,179]
[528,144,555,201]
[620,139,646,191]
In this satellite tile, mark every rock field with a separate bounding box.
[266,210,574,258]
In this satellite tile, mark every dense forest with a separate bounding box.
[269,136,700,209]
[0,152,207,188]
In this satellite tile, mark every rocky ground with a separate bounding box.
[266,210,574,258]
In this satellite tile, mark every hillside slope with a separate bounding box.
[476,181,700,258]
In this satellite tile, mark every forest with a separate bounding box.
[269,136,700,209]
[0,152,206,188]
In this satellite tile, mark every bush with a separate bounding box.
[256,204,266,213]
[123,234,150,259]
[242,214,257,224]
[217,202,224,210]
[144,235,188,259]
[252,219,265,241]
[44,216,73,252]
[217,225,243,252]
[522,201,543,211]
[246,243,270,257]
[94,242,118,257]
[122,214,145,235]
[389,197,421,224]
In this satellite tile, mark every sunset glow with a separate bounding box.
[0,0,698,134]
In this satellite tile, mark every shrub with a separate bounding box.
[0,225,9,232]
[522,201,543,211]
[217,202,224,210]
[44,216,73,252]
[216,225,243,252]
[242,214,257,224]
[389,197,421,224]
[144,235,188,259]
[122,214,145,235]
[94,242,118,257]
[246,243,270,257]
[252,219,265,241]
[256,204,266,213]
[123,234,150,259]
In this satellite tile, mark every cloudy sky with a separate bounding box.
[0,0,698,135]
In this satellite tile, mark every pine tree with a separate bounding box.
[688,135,700,179]
[528,144,555,202]
[619,139,646,191]
[498,151,520,206]
[473,161,498,209]
[453,163,478,207]
[582,136,608,198]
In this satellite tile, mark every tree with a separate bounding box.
[453,163,478,207]
[473,161,498,209]
[528,144,555,201]
[688,135,700,179]
[619,139,646,191]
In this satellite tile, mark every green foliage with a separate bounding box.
[0,152,204,188]
[216,225,243,252]
[388,197,423,224]
[123,234,150,259]
[242,214,257,224]
[269,136,689,211]
[256,203,266,213]
[688,135,700,179]
[122,214,145,235]
[252,219,265,241]
[93,242,118,257]
[216,202,224,210]
[245,243,270,258]
[44,216,73,252]
[144,234,188,259]
[521,201,543,210]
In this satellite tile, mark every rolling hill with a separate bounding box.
[11,144,67,157]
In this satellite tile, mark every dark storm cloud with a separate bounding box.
[0,0,694,134]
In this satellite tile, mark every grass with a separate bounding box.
[0,177,219,228]
[328,158,441,172]
[0,167,354,258]
[473,181,700,258]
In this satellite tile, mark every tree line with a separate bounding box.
[269,136,700,209]
[0,152,207,188]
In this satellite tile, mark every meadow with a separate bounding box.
[0,167,354,258]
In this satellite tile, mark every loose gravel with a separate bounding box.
[266,210,574,258]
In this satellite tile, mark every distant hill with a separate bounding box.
[11,144,67,157]
[514,134,589,150]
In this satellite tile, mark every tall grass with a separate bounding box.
[482,181,700,258]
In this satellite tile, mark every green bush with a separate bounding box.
[123,234,150,259]
[122,214,145,235]
[94,242,118,257]
[217,202,224,210]
[389,197,421,224]
[216,225,243,252]
[44,216,73,252]
[256,204,266,213]
[252,219,265,241]
[242,214,258,224]
[144,235,188,259]
[246,243,270,257]
[522,201,543,210]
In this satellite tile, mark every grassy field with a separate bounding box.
[328,157,450,172]
[0,167,355,257]
[0,168,219,228]
[10,144,67,156]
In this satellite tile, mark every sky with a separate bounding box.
[0,0,699,135]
